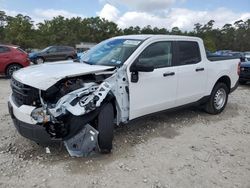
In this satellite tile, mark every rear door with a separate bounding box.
[128,41,178,119]
[56,46,68,60]
[174,41,207,106]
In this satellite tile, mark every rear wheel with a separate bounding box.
[97,103,114,154]
[6,64,22,78]
[204,82,229,114]
[66,56,73,60]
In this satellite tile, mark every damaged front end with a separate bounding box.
[26,68,129,156]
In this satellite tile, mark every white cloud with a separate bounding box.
[97,3,120,21]
[33,9,84,20]
[100,0,183,12]
[98,4,250,31]
[2,9,28,17]
[2,8,85,25]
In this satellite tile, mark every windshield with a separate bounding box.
[81,38,142,66]
[41,46,51,52]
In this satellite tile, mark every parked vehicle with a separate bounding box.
[8,35,240,156]
[215,50,232,56]
[244,52,250,61]
[206,50,225,58]
[0,44,30,77]
[29,46,77,64]
[75,50,88,62]
[228,51,246,62]
[239,61,250,84]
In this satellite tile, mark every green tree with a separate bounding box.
[4,14,35,48]
[0,11,7,42]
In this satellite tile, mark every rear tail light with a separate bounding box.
[237,62,241,75]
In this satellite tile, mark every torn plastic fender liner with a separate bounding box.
[64,124,99,157]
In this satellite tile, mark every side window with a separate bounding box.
[177,41,201,65]
[0,46,10,53]
[67,47,74,51]
[57,47,69,52]
[138,42,172,68]
[48,47,57,53]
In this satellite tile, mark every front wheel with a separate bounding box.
[204,83,229,114]
[66,56,73,60]
[97,103,114,154]
[35,57,44,64]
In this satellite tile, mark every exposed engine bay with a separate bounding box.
[23,67,130,156]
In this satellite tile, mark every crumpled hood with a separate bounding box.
[13,61,114,90]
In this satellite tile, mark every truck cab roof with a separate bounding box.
[113,34,202,41]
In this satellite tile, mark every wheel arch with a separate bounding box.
[5,63,23,75]
[37,56,45,61]
[214,76,231,92]
[66,56,74,59]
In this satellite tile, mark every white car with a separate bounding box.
[8,35,240,156]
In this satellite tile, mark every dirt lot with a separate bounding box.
[0,78,249,188]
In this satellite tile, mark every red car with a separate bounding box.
[0,44,30,77]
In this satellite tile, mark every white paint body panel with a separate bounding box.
[129,66,178,119]
[13,61,113,90]
[9,95,37,124]
[175,63,207,106]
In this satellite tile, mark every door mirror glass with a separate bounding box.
[130,60,155,72]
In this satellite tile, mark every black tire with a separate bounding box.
[239,80,246,85]
[6,64,22,78]
[35,57,44,64]
[97,103,114,154]
[204,82,229,114]
[66,56,73,60]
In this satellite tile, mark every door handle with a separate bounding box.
[163,72,175,77]
[196,68,204,72]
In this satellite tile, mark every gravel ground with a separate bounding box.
[0,78,249,188]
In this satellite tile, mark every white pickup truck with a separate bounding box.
[8,35,240,156]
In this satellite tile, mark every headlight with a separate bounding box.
[31,108,50,123]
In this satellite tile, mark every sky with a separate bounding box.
[1,0,250,30]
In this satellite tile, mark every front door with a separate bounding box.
[128,41,178,120]
[45,47,58,61]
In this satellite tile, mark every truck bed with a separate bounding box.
[207,55,240,62]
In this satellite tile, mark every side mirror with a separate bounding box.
[130,60,154,72]
[130,59,154,83]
